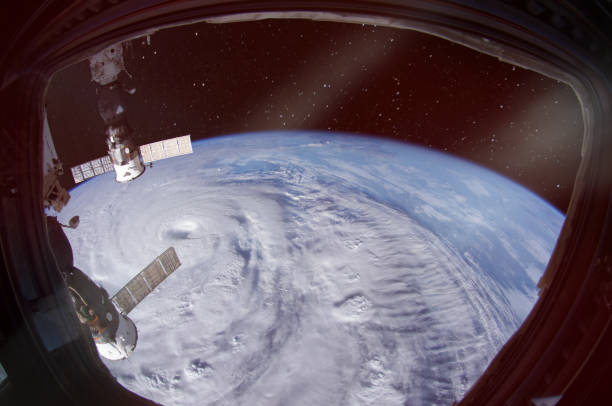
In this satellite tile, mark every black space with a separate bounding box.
[46,19,583,213]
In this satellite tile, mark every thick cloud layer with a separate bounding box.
[60,132,563,405]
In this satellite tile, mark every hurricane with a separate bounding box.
[60,131,563,405]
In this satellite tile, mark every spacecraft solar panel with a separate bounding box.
[177,135,193,154]
[150,141,166,162]
[162,138,180,158]
[111,247,181,314]
[112,288,137,315]
[139,135,193,164]
[71,166,84,184]
[127,274,151,303]
[143,261,167,288]
[158,246,181,275]
[80,162,95,179]
[101,156,114,172]
[139,143,153,164]
[91,158,104,175]
[70,156,115,184]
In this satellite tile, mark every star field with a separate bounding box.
[47,19,582,213]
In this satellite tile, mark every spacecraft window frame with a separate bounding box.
[2,1,610,405]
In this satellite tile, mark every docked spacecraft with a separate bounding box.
[42,39,194,214]
[41,39,191,360]
[45,213,183,361]
[66,245,182,360]
[69,41,193,185]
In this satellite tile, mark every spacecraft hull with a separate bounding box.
[95,314,138,360]
[113,156,145,183]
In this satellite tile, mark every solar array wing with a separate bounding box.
[111,247,181,314]
[101,156,114,172]
[162,138,180,158]
[178,135,193,154]
[70,135,191,183]
[70,166,84,184]
[70,156,114,184]
[139,135,193,164]
[139,142,153,163]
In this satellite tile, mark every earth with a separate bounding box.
[59,131,563,405]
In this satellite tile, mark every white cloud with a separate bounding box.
[463,179,490,198]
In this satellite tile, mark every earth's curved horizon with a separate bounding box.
[59,131,563,405]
